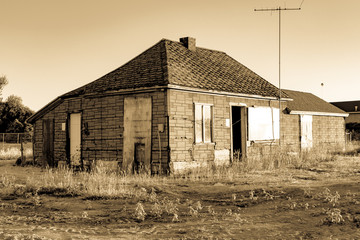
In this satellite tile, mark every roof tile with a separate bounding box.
[284,89,345,114]
[63,39,286,98]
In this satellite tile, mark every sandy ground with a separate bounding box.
[1,157,360,239]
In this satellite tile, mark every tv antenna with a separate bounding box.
[254,5,302,146]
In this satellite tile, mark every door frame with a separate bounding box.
[66,112,83,166]
[123,97,152,174]
[42,119,55,167]
[300,114,313,150]
[230,103,247,162]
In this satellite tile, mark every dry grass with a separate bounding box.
[1,145,360,239]
[171,145,348,181]
[1,142,359,199]
[23,163,168,199]
[0,143,33,160]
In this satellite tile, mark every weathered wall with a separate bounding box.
[281,114,301,152]
[32,87,346,174]
[281,113,346,151]
[32,90,168,173]
[167,90,347,172]
[312,115,346,149]
[168,89,285,172]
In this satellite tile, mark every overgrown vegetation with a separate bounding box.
[1,143,360,239]
[347,123,360,141]
[1,143,359,197]
[0,143,33,160]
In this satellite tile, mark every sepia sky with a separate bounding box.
[1,0,359,111]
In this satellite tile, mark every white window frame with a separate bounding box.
[194,103,214,144]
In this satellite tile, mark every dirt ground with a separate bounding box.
[1,157,360,240]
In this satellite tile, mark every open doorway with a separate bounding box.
[231,106,247,161]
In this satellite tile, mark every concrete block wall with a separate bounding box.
[281,114,301,152]
[32,87,347,173]
[168,89,287,172]
[32,90,168,172]
[312,115,346,149]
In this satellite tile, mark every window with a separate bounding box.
[248,107,279,141]
[194,104,213,143]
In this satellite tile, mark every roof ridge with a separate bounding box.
[160,40,170,85]
[161,38,227,55]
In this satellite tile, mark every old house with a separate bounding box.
[27,37,348,173]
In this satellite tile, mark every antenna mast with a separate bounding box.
[254,6,301,146]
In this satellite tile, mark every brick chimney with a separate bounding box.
[180,37,196,51]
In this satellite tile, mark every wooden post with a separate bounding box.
[20,137,24,165]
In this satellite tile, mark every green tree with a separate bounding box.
[0,76,34,133]
[0,75,8,101]
[0,95,34,133]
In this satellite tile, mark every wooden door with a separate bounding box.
[70,113,82,166]
[123,97,152,173]
[42,119,54,167]
[301,115,313,150]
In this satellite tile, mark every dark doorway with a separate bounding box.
[42,119,55,167]
[231,106,246,161]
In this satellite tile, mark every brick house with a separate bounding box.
[27,37,348,173]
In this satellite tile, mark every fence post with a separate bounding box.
[20,137,24,164]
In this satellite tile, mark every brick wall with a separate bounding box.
[32,90,168,172]
[168,89,286,172]
[32,87,346,173]
[312,115,346,149]
[281,113,346,151]
[281,114,301,152]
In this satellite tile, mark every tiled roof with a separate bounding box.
[331,101,360,113]
[283,89,345,114]
[62,39,285,98]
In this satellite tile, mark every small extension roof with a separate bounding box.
[284,89,348,117]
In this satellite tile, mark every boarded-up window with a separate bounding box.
[195,104,203,143]
[203,105,212,143]
[194,104,213,143]
[248,107,279,141]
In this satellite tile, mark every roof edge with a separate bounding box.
[167,84,292,101]
[27,82,296,124]
[288,110,349,117]
[27,97,64,124]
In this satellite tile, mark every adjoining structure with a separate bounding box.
[331,101,360,140]
[283,90,348,151]
[331,101,360,124]
[27,37,348,174]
